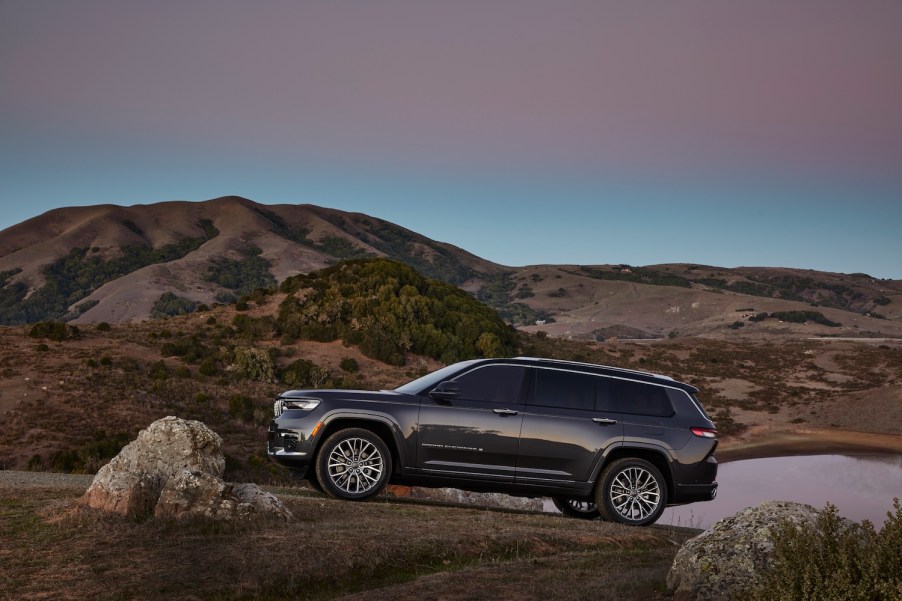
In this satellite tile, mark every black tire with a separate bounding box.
[595,458,667,526]
[552,496,602,520]
[315,428,392,500]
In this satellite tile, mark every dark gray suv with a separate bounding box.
[267,357,718,526]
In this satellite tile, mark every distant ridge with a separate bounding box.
[1,196,900,339]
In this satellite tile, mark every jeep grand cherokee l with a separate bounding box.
[267,357,718,526]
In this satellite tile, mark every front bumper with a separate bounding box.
[267,422,316,470]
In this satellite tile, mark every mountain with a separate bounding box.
[0,196,500,324]
[1,195,901,339]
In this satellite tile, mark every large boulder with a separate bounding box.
[81,416,290,520]
[667,501,854,601]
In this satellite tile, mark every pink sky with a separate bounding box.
[2,1,901,275]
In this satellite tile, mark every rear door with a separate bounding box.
[417,364,527,481]
[516,368,623,484]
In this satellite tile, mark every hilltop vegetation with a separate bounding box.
[278,258,517,365]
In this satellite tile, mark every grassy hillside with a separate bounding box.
[0,474,695,600]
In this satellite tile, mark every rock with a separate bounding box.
[155,470,292,520]
[667,501,855,601]
[82,416,224,516]
[384,485,543,512]
[81,416,291,521]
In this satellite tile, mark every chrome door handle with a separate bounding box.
[492,408,519,416]
[592,417,617,425]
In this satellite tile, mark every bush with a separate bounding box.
[749,500,902,600]
[96,322,111,332]
[281,358,330,388]
[148,360,169,380]
[151,292,198,318]
[35,343,49,352]
[28,321,78,341]
[339,357,360,373]
[199,356,218,377]
[233,346,274,382]
[228,394,256,422]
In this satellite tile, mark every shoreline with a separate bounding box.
[717,427,902,463]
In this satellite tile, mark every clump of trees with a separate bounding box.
[28,320,80,341]
[205,246,277,299]
[151,292,199,318]
[278,258,517,365]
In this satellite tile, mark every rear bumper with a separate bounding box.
[668,453,718,504]
[669,481,718,505]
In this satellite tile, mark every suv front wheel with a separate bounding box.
[596,458,667,526]
[316,428,392,500]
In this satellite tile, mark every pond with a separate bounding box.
[660,454,902,530]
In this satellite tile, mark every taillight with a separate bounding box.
[691,427,717,438]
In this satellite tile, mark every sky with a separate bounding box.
[1,1,901,278]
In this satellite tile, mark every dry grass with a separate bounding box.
[0,478,694,601]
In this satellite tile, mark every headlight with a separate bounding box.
[273,398,321,417]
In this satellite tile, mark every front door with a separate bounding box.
[417,364,527,481]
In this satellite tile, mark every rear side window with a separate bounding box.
[611,379,674,417]
[531,369,596,411]
[453,365,527,404]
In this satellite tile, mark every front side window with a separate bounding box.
[531,368,596,411]
[611,379,674,417]
[452,365,527,404]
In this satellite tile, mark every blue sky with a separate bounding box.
[1,1,901,277]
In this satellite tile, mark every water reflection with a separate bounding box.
[661,454,902,530]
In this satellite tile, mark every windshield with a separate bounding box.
[394,360,481,396]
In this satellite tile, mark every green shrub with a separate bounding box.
[228,394,256,422]
[233,346,274,382]
[148,360,169,380]
[96,322,111,332]
[151,292,198,318]
[28,320,78,341]
[281,358,330,388]
[49,431,132,473]
[35,343,49,352]
[339,357,360,373]
[749,500,902,600]
[199,356,218,377]
[99,356,113,366]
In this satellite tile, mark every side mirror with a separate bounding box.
[429,381,461,400]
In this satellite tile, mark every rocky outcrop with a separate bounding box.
[385,485,543,512]
[81,416,291,520]
[155,469,293,520]
[667,501,854,601]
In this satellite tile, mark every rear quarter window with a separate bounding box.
[611,379,674,417]
[530,368,596,411]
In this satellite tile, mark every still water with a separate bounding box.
[661,454,902,530]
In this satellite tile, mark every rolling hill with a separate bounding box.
[1,195,901,340]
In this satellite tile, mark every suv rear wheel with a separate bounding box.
[552,497,602,520]
[316,428,392,500]
[596,458,667,526]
